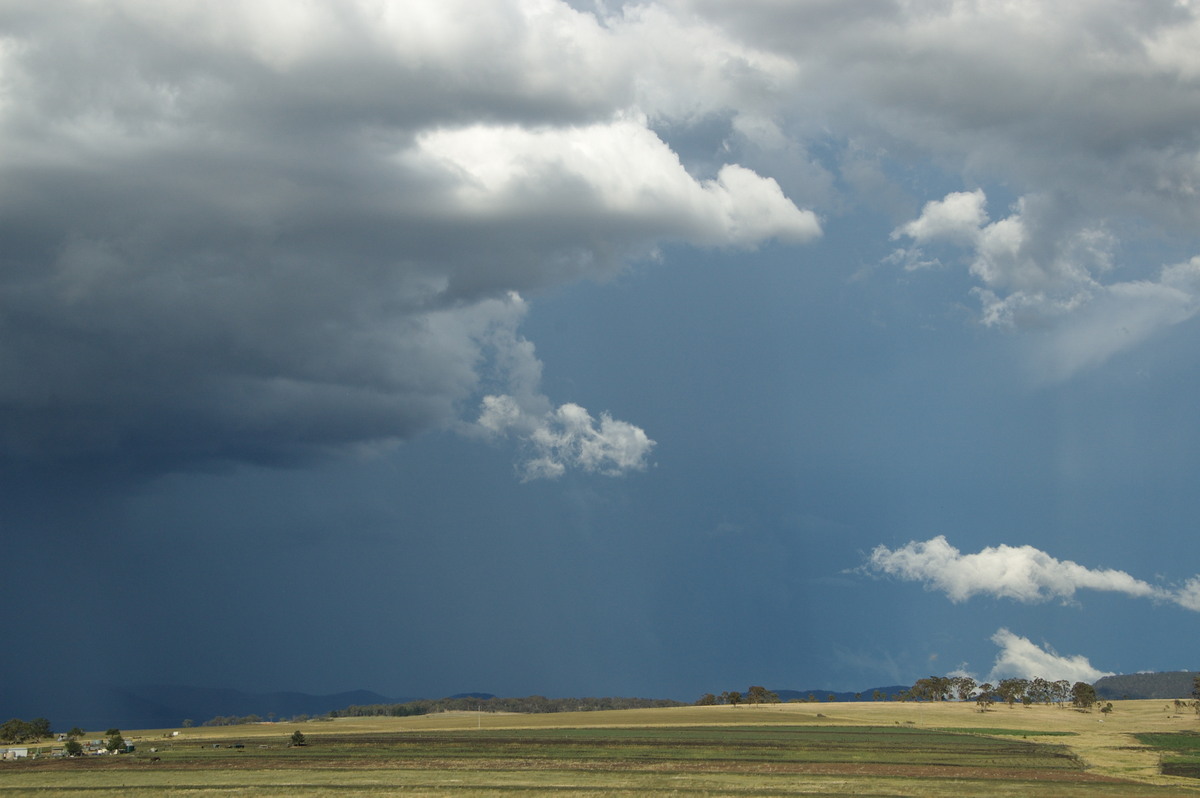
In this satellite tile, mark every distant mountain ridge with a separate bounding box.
[133,685,408,725]
[1094,672,1200,700]
[772,686,910,703]
[0,684,412,732]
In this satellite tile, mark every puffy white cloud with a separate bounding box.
[1173,577,1200,613]
[406,120,820,248]
[891,190,1200,377]
[867,535,1166,605]
[472,302,655,480]
[986,629,1113,684]
[892,190,988,249]
[481,397,655,481]
[869,535,1200,613]
[892,193,1106,310]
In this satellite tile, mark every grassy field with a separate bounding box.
[3,700,1200,796]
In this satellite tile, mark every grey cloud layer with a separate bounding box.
[689,0,1200,201]
[9,0,1200,474]
[0,0,817,472]
[681,0,1200,375]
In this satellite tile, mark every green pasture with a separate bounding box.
[3,702,1200,796]
[108,724,1084,769]
[1135,732,1200,780]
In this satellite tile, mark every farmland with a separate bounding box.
[3,700,1200,796]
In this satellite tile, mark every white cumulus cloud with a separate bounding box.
[866,535,1200,610]
[471,295,654,480]
[407,119,820,248]
[986,629,1113,684]
[478,395,654,481]
[892,189,988,250]
[890,190,1200,378]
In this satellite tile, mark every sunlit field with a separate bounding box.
[4,700,1200,796]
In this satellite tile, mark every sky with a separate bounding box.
[4,0,1200,710]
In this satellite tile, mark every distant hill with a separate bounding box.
[772,686,910,703]
[6,680,982,732]
[1094,672,1200,700]
[0,684,412,732]
[133,685,409,725]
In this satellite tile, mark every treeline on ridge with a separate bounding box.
[1094,671,1200,700]
[196,696,679,726]
[901,675,1103,710]
[689,677,1116,711]
[304,696,691,720]
[195,672,1200,727]
[328,695,685,719]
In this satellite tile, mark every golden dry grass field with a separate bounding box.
[4,700,1200,796]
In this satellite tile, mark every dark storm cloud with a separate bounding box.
[0,0,817,473]
[6,0,1200,477]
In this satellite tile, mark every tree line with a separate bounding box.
[0,717,51,744]
[694,686,780,706]
[0,720,127,757]
[689,678,1113,712]
[902,675,1106,711]
[285,695,685,723]
[202,714,271,727]
[197,697,688,726]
